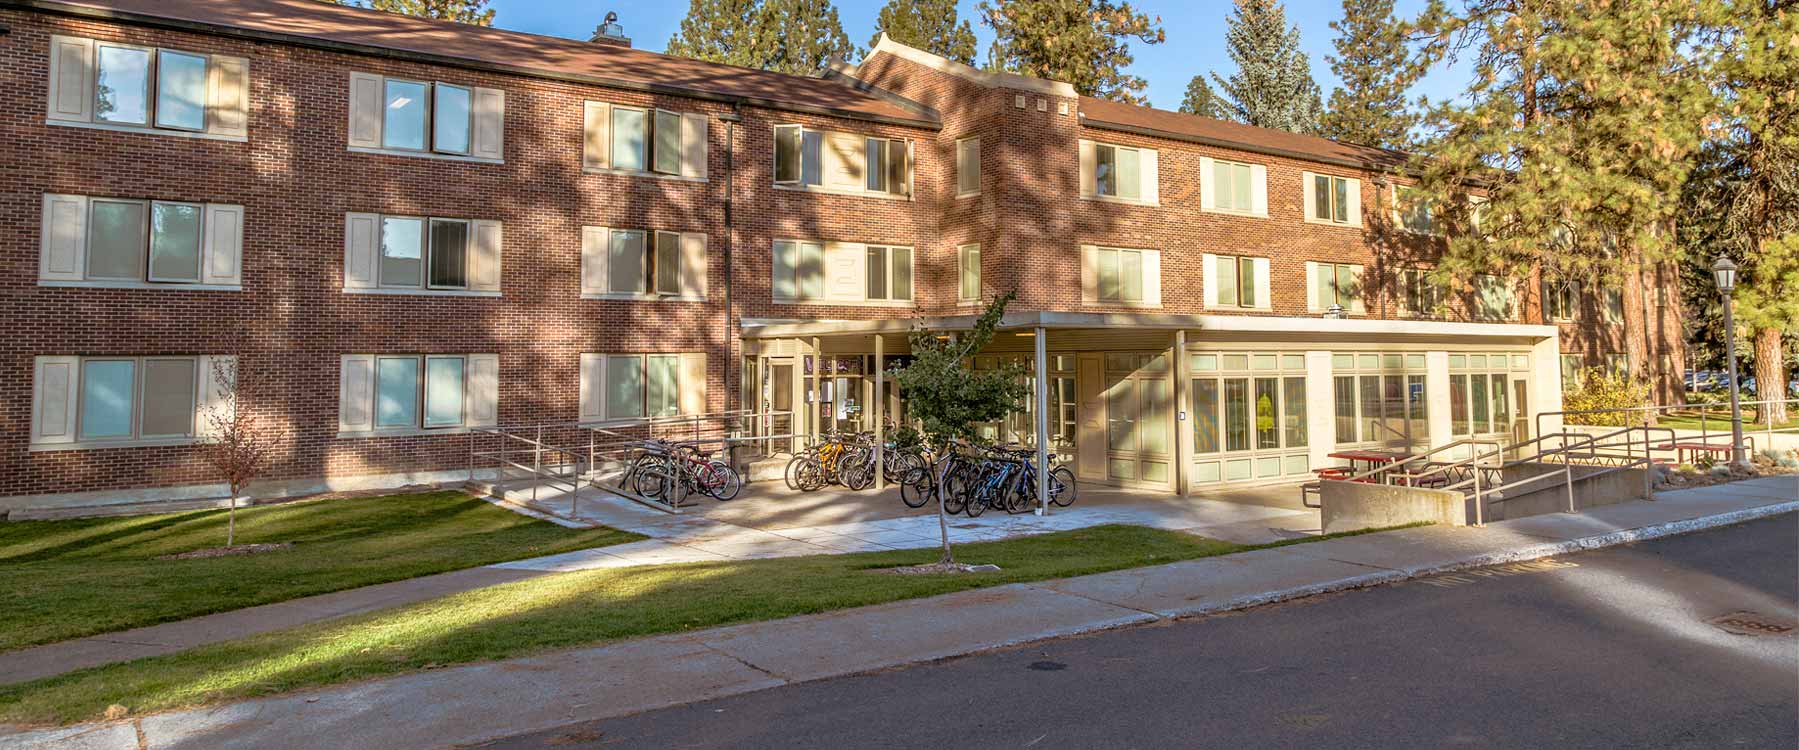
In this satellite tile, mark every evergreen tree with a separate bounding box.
[1318,0,1423,149]
[1179,74,1224,118]
[870,0,979,65]
[332,0,494,25]
[978,0,1166,105]
[1211,0,1324,133]
[666,0,860,75]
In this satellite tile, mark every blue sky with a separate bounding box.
[485,0,1469,113]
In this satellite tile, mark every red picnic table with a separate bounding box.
[1654,439,1755,466]
[1318,449,1414,481]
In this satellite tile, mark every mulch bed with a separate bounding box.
[158,542,294,560]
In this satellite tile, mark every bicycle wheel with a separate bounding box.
[842,461,871,491]
[706,460,743,501]
[885,450,924,483]
[941,464,970,516]
[632,456,674,500]
[1049,466,1077,507]
[796,457,828,492]
[783,455,806,491]
[899,467,932,508]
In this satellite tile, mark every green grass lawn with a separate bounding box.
[0,523,1414,726]
[0,491,639,652]
[1657,413,1798,432]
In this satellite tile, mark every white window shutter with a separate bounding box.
[580,226,608,295]
[1345,178,1363,226]
[1080,244,1099,303]
[578,353,605,421]
[1198,157,1216,210]
[471,87,505,161]
[31,355,81,445]
[824,242,865,301]
[679,353,708,416]
[1349,264,1367,314]
[1304,261,1321,311]
[1140,149,1159,206]
[680,232,707,298]
[680,111,707,180]
[1141,250,1162,307]
[582,101,609,169]
[469,220,503,292]
[343,212,379,289]
[206,55,250,138]
[1250,164,1268,216]
[465,353,499,427]
[1078,140,1097,198]
[1301,172,1317,221]
[338,354,375,432]
[1202,253,1219,307]
[195,354,236,439]
[347,72,383,149]
[202,204,244,286]
[47,36,95,123]
[39,193,87,282]
[1253,257,1272,309]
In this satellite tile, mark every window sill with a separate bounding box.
[1085,300,1164,309]
[772,298,917,309]
[1307,308,1367,317]
[1204,305,1273,313]
[337,426,488,440]
[773,183,912,202]
[46,119,248,143]
[956,191,980,200]
[348,146,502,165]
[343,287,502,298]
[1081,195,1158,207]
[581,293,708,302]
[31,437,200,452]
[1302,216,1362,228]
[584,166,706,183]
[39,280,242,292]
[1200,206,1266,219]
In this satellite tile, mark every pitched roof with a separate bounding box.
[1077,97,1410,171]
[11,0,936,126]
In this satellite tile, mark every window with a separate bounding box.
[1396,186,1436,234]
[1190,352,1310,484]
[579,353,707,422]
[654,109,683,175]
[1474,275,1513,321]
[344,213,501,294]
[958,244,981,301]
[865,245,913,301]
[1448,352,1526,437]
[1309,173,1354,224]
[602,106,685,174]
[1604,288,1625,322]
[771,125,909,196]
[577,227,705,299]
[1545,280,1578,321]
[1560,354,1586,389]
[340,353,497,433]
[1086,246,1159,305]
[1208,159,1257,213]
[1095,143,1141,200]
[48,37,249,137]
[1331,352,1430,446]
[1401,268,1442,316]
[1209,254,1265,309]
[38,194,243,288]
[29,354,231,448]
[350,73,503,160]
[956,137,980,196]
[1309,262,1362,312]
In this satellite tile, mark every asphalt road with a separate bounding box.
[481,514,1799,749]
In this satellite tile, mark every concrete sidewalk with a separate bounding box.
[5,476,1792,750]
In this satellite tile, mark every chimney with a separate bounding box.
[590,12,631,48]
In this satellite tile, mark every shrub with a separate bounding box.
[1564,368,1652,427]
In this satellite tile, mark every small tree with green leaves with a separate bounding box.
[889,293,1030,565]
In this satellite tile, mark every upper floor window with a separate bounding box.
[1473,274,1513,321]
[1396,186,1437,234]
[959,244,982,301]
[38,194,243,289]
[1400,268,1442,316]
[1079,245,1161,306]
[773,125,911,197]
[1604,288,1625,323]
[772,239,914,305]
[1200,157,1266,216]
[348,72,504,161]
[956,138,981,196]
[1080,140,1159,205]
[30,354,234,449]
[580,227,708,300]
[1304,172,1361,226]
[1203,253,1269,310]
[1307,261,1365,313]
[584,102,706,178]
[46,36,248,139]
[579,353,708,423]
[338,354,498,434]
[343,213,502,295]
[1545,280,1579,322]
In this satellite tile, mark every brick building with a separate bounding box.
[0,0,1682,512]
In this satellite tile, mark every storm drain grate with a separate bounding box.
[1707,610,1796,637]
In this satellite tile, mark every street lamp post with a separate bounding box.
[1712,257,1746,468]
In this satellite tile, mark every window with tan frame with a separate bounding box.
[46,36,248,140]
[578,227,708,300]
[30,354,235,449]
[578,353,708,422]
[39,194,243,289]
[347,73,503,161]
[772,125,910,197]
[338,354,498,434]
[1202,253,1270,310]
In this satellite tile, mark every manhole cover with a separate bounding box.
[1708,610,1796,636]
[1027,660,1067,671]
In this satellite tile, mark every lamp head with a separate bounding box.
[1711,256,1738,293]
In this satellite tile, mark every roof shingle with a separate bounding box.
[1078,95,1410,170]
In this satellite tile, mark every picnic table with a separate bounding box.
[1654,439,1755,466]
[1326,449,1414,477]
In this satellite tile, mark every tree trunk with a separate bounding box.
[935,452,954,565]
[227,481,238,547]
[1754,327,1787,426]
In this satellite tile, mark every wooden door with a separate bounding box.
[1077,354,1106,480]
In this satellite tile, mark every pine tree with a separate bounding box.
[667,0,860,75]
[333,0,495,25]
[1318,0,1423,149]
[1179,75,1224,118]
[1211,0,1323,133]
[978,0,1166,105]
[870,0,979,65]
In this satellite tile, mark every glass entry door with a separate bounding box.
[1100,353,1173,487]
